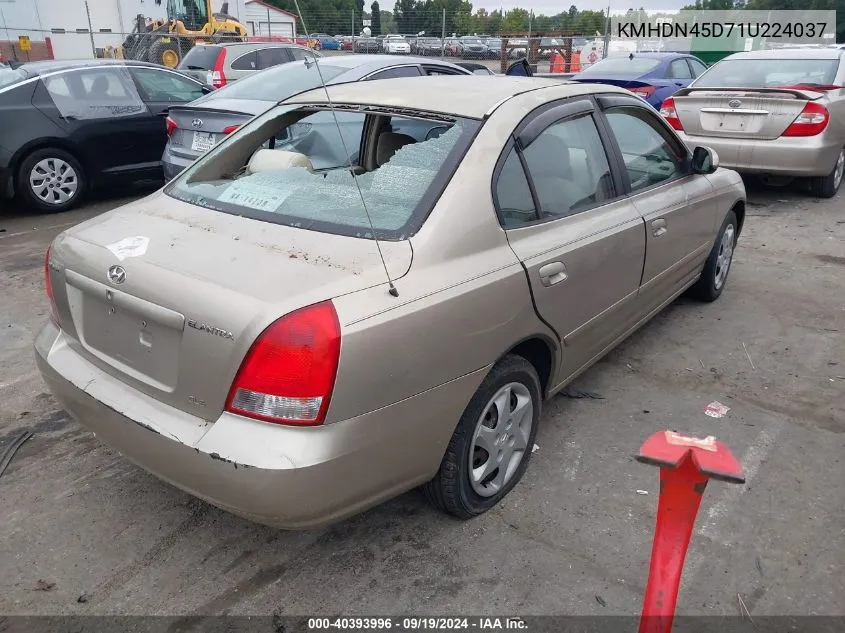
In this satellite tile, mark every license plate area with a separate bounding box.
[700,112,765,134]
[191,131,217,152]
[65,271,184,392]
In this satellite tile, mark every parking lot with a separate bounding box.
[1,176,842,617]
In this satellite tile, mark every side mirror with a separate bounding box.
[691,146,719,174]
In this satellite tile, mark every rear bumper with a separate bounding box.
[161,148,197,182]
[34,321,485,529]
[677,132,842,177]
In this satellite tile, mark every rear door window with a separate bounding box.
[688,58,708,77]
[256,47,292,70]
[520,114,614,219]
[494,148,537,228]
[366,66,422,80]
[289,48,316,61]
[43,68,146,120]
[423,65,465,76]
[667,59,692,79]
[230,51,258,70]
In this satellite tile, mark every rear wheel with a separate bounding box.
[690,209,737,302]
[17,148,86,213]
[147,38,181,67]
[423,355,541,519]
[808,147,845,198]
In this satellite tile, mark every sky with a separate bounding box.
[475,1,686,14]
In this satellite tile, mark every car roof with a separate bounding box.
[606,52,690,59]
[725,48,845,60]
[14,58,166,75]
[319,54,468,74]
[287,76,629,118]
[210,41,305,49]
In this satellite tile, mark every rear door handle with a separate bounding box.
[538,261,568,286]
[651,218,667,237]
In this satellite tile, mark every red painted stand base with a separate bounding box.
[637,431,746,633]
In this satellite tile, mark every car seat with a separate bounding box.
[523,133,589,217]
[376,132,416,167]
[87,75,112,100]
[246,149,314,174]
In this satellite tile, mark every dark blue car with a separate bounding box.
[570,52,709,109]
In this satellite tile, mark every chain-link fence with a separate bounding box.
[0,4,618,70]
[5,6,826,72]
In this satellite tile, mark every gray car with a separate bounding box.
[177,42,320,88]
[162,54,474,181]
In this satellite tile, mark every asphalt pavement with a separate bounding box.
[0,178,843,617]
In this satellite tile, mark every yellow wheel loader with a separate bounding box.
[122,0,248,68]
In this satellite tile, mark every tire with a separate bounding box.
[689,209,738,302]
[146,38,181,68]
[423,355,541,519]
[16,148,86,213]
[808,147,844,198]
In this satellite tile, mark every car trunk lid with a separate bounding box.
[671,87,828,140]
[49,191,412,423]
[167,99,274,158]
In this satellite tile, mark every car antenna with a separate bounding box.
[293,0,399,298]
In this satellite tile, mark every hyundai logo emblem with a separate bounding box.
[107,265,126,285]
[191,118,204,129]
[728,99,742,108]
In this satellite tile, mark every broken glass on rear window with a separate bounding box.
[166,104,477,239]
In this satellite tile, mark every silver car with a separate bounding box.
[162,55,473,181]
[662,48,845,197]
[177,42,319,88]
[37,77,744,529]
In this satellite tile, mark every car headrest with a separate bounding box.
[247,149,313,174]
[376,132,416,166]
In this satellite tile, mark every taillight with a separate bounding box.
[782,101,830,137]
[225,301,341,426]
[45,246,60,326]
[165,116,177,137]
[659,97,683,131]
[208,49,227,88]
[629,85,656,98]
[222,124,240,135]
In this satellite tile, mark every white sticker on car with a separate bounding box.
[107,236,150,261]
[217,175,299,212]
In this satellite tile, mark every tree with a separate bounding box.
[371,1,382,34]
[381,9,397,33]
[500,7,530,34]
[356,0,365,33]
[393,0,416,33]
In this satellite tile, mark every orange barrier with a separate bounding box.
[549,50,582,73]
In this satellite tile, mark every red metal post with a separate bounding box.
[637,431,745,633]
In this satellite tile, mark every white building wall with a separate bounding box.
[244,2,294,38]
[0,0,45,42]
[1,0,294,60]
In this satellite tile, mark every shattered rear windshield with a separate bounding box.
[166,104,478,240]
